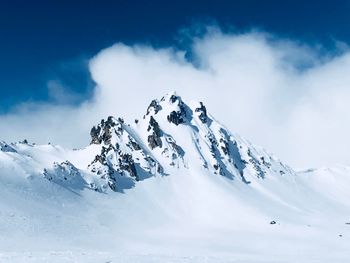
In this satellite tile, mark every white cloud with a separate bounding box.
[47,80,81,104]
[1,28,350,169]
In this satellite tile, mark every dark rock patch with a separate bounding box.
[195,102,208,123]
[146,99,162,115]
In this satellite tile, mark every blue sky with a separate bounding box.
[3,0,350,168]
[1,0,350,112]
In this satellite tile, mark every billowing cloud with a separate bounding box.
[1,28,350,169]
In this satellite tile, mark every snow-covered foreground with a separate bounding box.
[0,93,349,262]
[0,162,349,262]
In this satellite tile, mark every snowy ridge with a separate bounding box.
[0,93,294,193]
[82,92,295,192]
[0,92,349,262]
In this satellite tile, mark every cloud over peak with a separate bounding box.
[1,28,349,169]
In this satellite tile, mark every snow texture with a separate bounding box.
[0,93,349,262]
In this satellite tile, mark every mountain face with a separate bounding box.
[0,92,295,193]
[0,92,349,262]
[68,92,294,192]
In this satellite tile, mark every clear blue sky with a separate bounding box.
[1,0,349,112]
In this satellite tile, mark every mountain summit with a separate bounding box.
[83,92,294,192]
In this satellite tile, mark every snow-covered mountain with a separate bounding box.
[0,92,349,262]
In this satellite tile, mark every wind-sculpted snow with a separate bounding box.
[0,93,349,262]
[43,161,87,191]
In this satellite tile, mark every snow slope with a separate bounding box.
[0,93,349,262]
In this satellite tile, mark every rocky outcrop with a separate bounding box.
[166,94,189,126]
[88,116,163,192]
[147,116,162,149]
[90,116,120,145]
[194,102,208,124]
[167,111,185,125]
[146,99,162,115]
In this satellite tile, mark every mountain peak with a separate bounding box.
[90,116,124,145]
[144,91,190,126]
[84,92,293,191]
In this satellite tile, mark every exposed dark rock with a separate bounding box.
[147,116,161,137]
[89,144,139,191]
[102,127,113,144]
[147,116,163,149]
[220,138,229,155]
[168,140,184,158]
[160,135,185,166]
[167,111,179,125]
[90,116,125,145]
[88,112,167,191]
[260,156,271,169]
[127,136,141,151]
[170,94,179,103]
[195,102,208,123]
[148,134,162,149]
[167,111,185,125]
[118,153,138,179]
[90,126,102,144]
[92,145,113,165]
[107,177,117,191]
[146,99,162,115]
[248,149,265,179]
[166,94,188,125]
